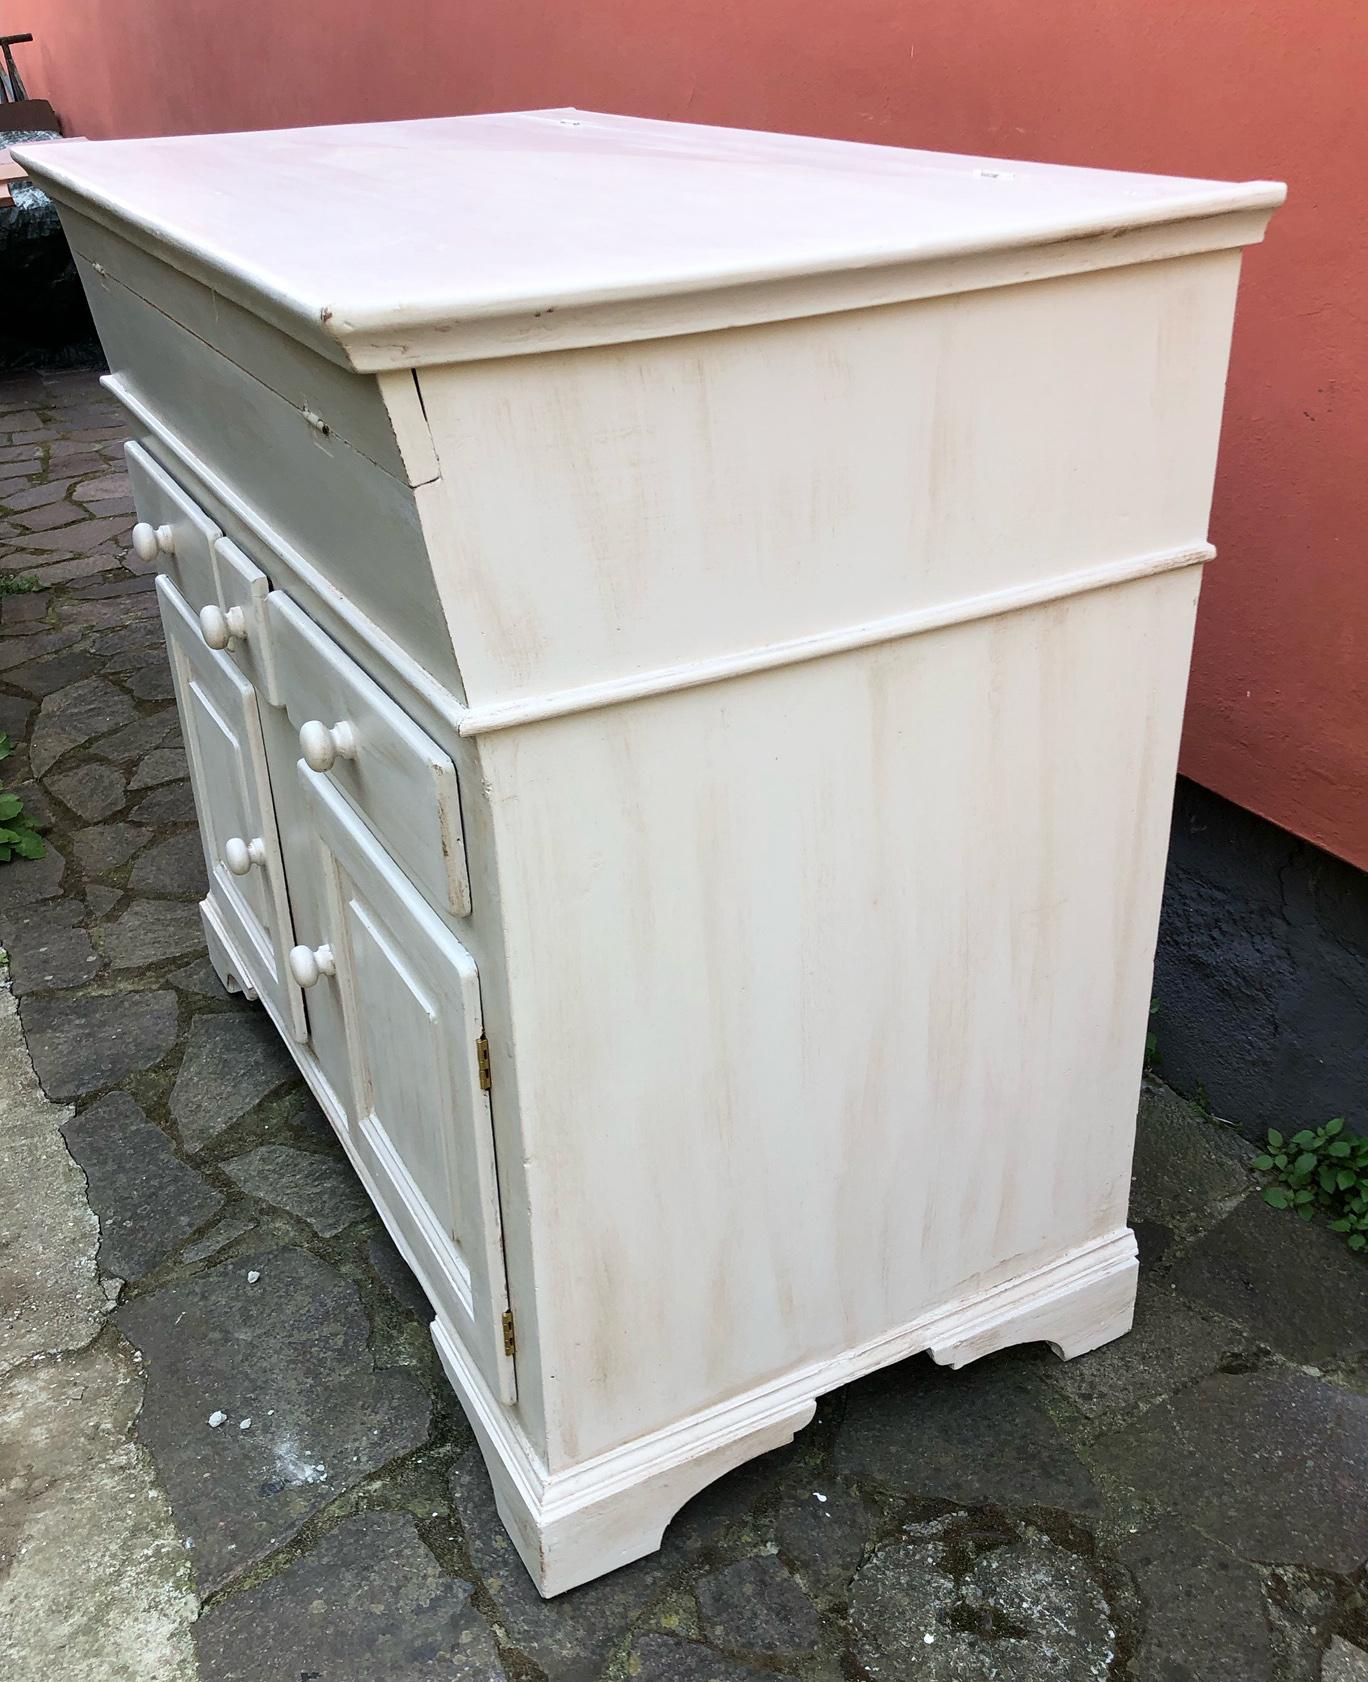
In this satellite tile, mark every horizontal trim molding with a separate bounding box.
[458,541,1213,736]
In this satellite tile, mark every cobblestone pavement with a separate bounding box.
[3,367,1368,1681]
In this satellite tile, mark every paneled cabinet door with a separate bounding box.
[298,767,516,1404]
[157,577,307,1040]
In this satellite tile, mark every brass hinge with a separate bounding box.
[501,1309,516,1358]
[476,1035,492,1092]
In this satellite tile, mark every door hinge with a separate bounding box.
[501,1309,516,1359]
[476,1035,492,1092]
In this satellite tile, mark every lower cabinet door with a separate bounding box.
[297,766,517,1405]
[157,576,307,1040]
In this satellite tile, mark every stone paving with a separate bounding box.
[3,366,1368,1680]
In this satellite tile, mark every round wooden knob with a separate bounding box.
[299,719,357,773]
[288,943,335,989]
[199,603,248,649]
[131,521,165,563]
[223,835,266,876]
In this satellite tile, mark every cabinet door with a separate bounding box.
[299,767,515,1403]
[157,577,307,1040]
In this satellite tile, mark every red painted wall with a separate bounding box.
[11,2,1367,867]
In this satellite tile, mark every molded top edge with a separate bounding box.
[15,108,1285,369]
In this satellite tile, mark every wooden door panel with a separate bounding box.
[158,576,306,1039]
[300,766,515,1402]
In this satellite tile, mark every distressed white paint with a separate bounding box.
[41,110,1281,1596]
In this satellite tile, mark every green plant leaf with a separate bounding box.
[1326,1118,1345,1136]
[1294,1152,1318,1175]
[1263,1186,1290,1209]
[13,832,44,860]
[1329,1140,1353,1157]
[1292,1130,1317,1149]
[1351,1234,1367,1252]
[1267,1129,1284,1149]
[1252,1155,1275,1171]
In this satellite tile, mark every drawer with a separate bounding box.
[157,575,308,1041]
[207,535,281,705]
[126,441,221,608]
[266,589,471,917]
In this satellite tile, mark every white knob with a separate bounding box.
[199,603,248,649]
[131,521,173,562]
[288,943,335,989]
[299,719,358,774]
[223,835,266,876]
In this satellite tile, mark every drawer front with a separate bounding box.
[126,441,221,608]
[267,589,471,916]
[157,576,307,1040]
[210,536,281,705]
[295,767,514,1402]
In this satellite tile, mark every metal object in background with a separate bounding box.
[0,35,32,104]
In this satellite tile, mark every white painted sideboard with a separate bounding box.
[17,111,1283,1595]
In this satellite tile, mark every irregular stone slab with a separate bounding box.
[47,759,127,821]
[1116,1519,1275,1682]
[126,663,177,702]
[369,1231,433,1321]
[1039,1281,1238,1421]
[181,1213,257,1264]
[170,1010,297,1150]
[193,1510,502,1682]
[449,1444,671,1682]
[0,983,101,1374]
[91,709,178,763]
[167,956,229,1000]
[129,747,190,790]
[772,1481,873,1604]
[29,676,137,776]
[22,512,131,553]
[630,1634,785,1682]
[8,649,102,702]
[4,901,101,994]
[0,627,78,675]
[836,1357,1100,1516]
[116,1246,432,1593]
[1129,1081,1252,1223]
[223,1143,371,1237]
[0,1338,199,1682]
[0,841,65,908]
[695,1556,819,1659]
[73,470,131,502]
[22,989,178,1099]
[849,1534,1113,1682]
[85,884,122,919]
[1170,1195,1368,1364]
[128,830,208,899]
[1325,1639,1368,1682]
[1093,1371,1368,1572]
[131,780,198,825]
[101,899,205,968]
[62,1091,224,1281]
[73,821,149,876]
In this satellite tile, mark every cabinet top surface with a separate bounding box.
[18,108,1284,370]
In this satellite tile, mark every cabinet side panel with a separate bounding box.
[486,567,1200,1468]
[416,253,1238,711]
